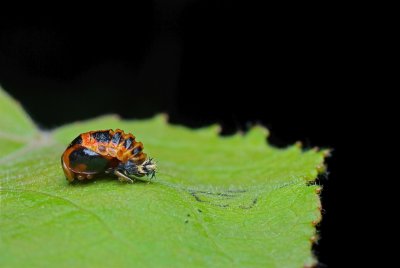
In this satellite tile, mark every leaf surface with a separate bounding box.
[0,87,327,267]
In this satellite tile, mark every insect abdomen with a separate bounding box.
[82,129,146,164]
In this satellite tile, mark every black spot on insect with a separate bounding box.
[133,147,142,155]
[124,137,134,149]
[197,209,202,213]
[92,131,111,143]
[184,219,189,224]
[67,135,82,148]
[111,131,122,144]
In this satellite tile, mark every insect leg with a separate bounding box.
[114,170,134,183]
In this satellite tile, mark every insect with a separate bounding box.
[61,129,156,183]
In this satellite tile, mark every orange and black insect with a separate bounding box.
[61,129,156,183]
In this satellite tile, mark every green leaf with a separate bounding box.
[0,86,328,267]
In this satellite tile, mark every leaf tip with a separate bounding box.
[322,148,332,157]
[245,124,270,144]
[312,147,332,157]
[209,124,222,134]
[295,141,303,148]
[315,186,322,194]
[152,113,169,124]
[309,234,318,244]
[311,216,322,227]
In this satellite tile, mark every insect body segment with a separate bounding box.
[61,129,156,183]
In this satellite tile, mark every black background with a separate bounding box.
[0,2,360,267]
